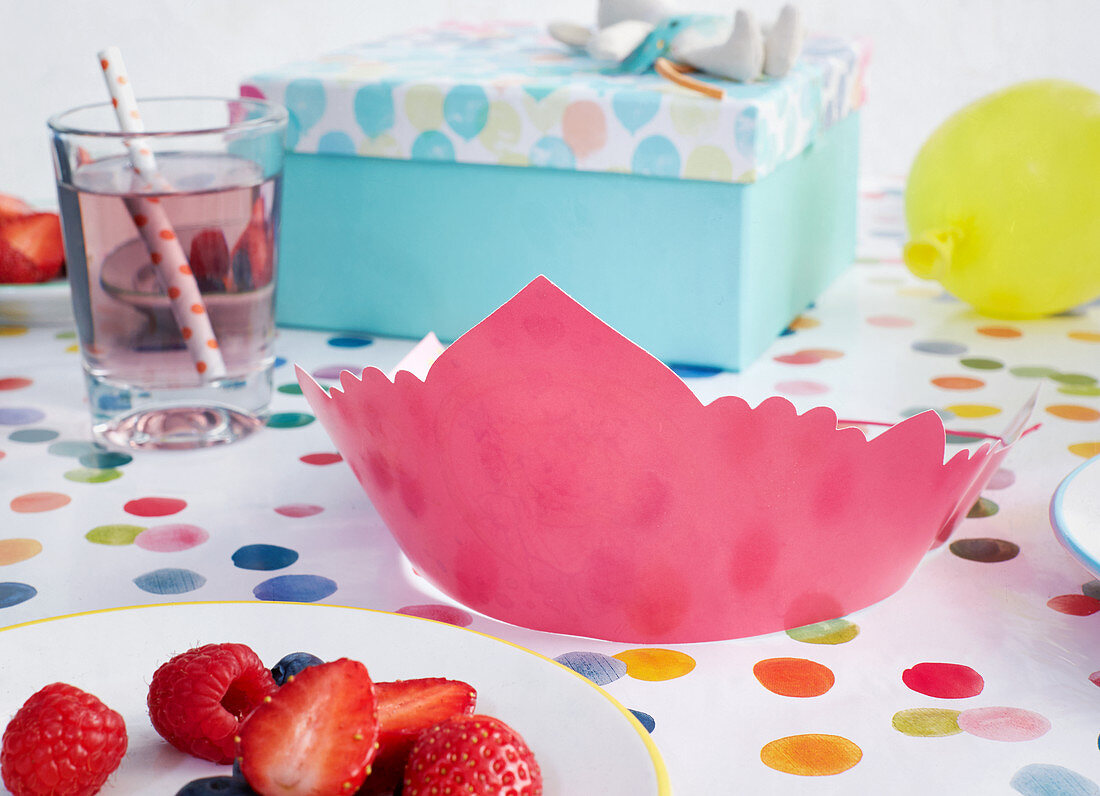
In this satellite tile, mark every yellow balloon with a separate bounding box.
[904,80,1100,318]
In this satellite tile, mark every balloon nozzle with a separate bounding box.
[904,228,959,281]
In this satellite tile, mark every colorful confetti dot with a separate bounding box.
[949,538,1019,563]
[275,504,325,518]
[967,498,999,518]
[945,403,1000,418]
[774,351,822,365]
[932,376,985,390]
[64,467,123,484]
[277,383,303,395]
[327,336,374,348]
[124,496,187,517]
[10,492,70,513]
[133,568,206,595]
[753,658,835,697]
[0,582,36,608]
[78,450,132,469]
[86,524,145,545]
[1068,331,1100,343]
[913,340,967,355]
[957,706,1051,741]
[1011,764,1100,796]
[232,544,299,571]
[1059,384,1100,397]
[266,412,316,429]
[7,428,59,443]
[1046,404,1100,422]
[135,524,210,553]
[253,574,337,602]
[47,440,101,458]
[1090,671,1100,688]
[300,452,343,466]
[667,363,723,378]
[0,539,42,565]
[1083,581,1100,600]
[397,604,473,627]
[0,377,32,390]
[1069,442,1100,458]
[0,407,46,425]
[902,662,984,698]
[776,380,829,396]
[786,618,859,645]
[554,652,628,686]
[0,326,28,337]
[612,648,696,681]
[959,357,1003,370]
[976,325,1022,338]
[892,708,963,737]
[312,365,357,380]
[1010,366,1058,379]
[629,709,656,733]
[1047,594,1100,616]
[1050,373,1098,387]
[760,734,862,776]
[866,315,914,328]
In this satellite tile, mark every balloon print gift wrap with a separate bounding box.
[245,21,870,371]
[298,278,1033,644]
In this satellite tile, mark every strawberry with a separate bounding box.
[148,643,278,764]
[0,193,32,224]
[403,714,542,796]
[0,240,44,284]
[188,228,231,292]
[1,682,128,796]
[0,213,65,282]
[358,678,477,795]
[230,196,274,291]
[237,658,380,796]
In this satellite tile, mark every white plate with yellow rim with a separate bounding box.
[1051,454,1100,577]
[0,601,669,795]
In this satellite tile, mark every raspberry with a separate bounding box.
[147,643,277,764]
[1,682,127,796]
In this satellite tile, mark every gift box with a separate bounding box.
[243,21,869,370]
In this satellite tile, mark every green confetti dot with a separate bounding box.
[892,708,963,737]
[786,618,860,645]
[959,357,1003,370]
[967,497,999,518]
[277,383,304,395]
[1058,384,1100,397]
[1009,366,1059,379]
[78,451,132,469]
[1050,372,1098,387]
[85,524,145,545]
[47,440,102,458]
[266,412,315,429]
[54,330,76,339]
[64,467,123,484]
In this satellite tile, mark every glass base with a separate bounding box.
[93,406,265,451]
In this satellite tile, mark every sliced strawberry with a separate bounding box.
[0,213,64,281]
[238,658,380,796]
[230,196,274,291]
[358,678,478,795]
[0,239,45,283]
[188,227,231,292]
[0,194,32,225]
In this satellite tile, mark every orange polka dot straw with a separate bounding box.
[96,46,226,380]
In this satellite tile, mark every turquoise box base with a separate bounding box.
[277,112,860,371]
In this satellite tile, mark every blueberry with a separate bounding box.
[271,652,324,685]
[175,776,257,795]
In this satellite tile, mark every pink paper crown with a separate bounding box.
[298,277,1025,643]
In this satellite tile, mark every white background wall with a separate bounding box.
[3,0,1099,201]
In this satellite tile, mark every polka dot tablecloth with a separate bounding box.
[2,185,1100,794]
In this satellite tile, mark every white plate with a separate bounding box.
[1051,454,1100,577]
[0,601,668,795]
[0,280,73,326]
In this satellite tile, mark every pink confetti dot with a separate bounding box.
[774,351,823,365]
[957,706,1051,741]
[135,524,209,552]
[866,315,914,328]
[902,662,984,699]
[124,497,187,517]
[776,380,829,396]
[397,604,474,627]
[300,452,343,466]
[1047,594,1100,615]
[275,504,325,518]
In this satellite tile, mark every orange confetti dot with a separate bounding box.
[179,264,192,275]
[0,538,43,565]
[613,648,696,681]
[10,492,71,514]
[932,376,985,390]
[151,252,162,264]
[181,327,192,340]
[207,339,219,349]
[1069,441,1100,458]
[977,326,1022,338]
[133,214,148,227]
[1069,331,1100,342]
[100,58,109,70]
[760,734,862,776]
[167,287,181,299]
[801,348,844,360]
[158,229,175,241]
[1046,404,1100,422]
[753,658,835,698]
[196,362,207,374]
[190,303,205,314]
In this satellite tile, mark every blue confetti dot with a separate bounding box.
[901,406,955,422]
[632,135,680,178]
[554,651,627,685]
[327,336,374,348]
[443,85,489,140]
[411,130,455,161]
[0,407,46,426]
[530,137,575,170]
[912,340,968,356]
[47,440,102,458]
[274,356,287,368]
[78,450,132,469]
[284,78,327,134]
[0,582,36,608]
[253,574,337,603]
[629,709,656,733]
[355,84,395,138]
[1011,763,1099,796]
[668,363,724,379]
[133,568,206,595]
[8,428,59,443]
[612,89,661,134]
[232,544,300,571]
[318,131,356,156]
